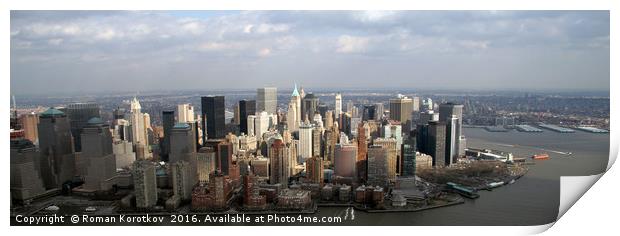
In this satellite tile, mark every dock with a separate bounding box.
[515,125,543,132]
[537,123,575,133]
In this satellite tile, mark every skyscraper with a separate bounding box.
[257,87,278,115]
[201,96,226,141]
[302,93,319,122]
[367,145,389,187]
[334,143,357,180]
[170,123,196,164]
[66,103,100,152]
[305,156,324,185]
[439,102,465,157]
[269,138,290,187]
[80,117,116,191]
[373,138,398,181]
[254,111,271,139]
[389,95,413,130]
[357,122,368,181]
[335,93,342,119]
[38,108,75,189]
[401,144,416,177]
[428,121,447,167]
[133,160,157,209]
[19,112,39,143]
[177,104,195,123]
[298,121,313,161]
[10,138,46,202]
[362,105,376,121]
[161,110,175,162]
[239,100,256,135]
[130,97,148,159]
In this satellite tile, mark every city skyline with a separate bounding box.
[11,10,610,95]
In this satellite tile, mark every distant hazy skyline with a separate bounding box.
[10,11,610,95]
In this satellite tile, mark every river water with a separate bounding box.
[312,128,610,226]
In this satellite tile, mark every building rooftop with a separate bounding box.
[87,117,103,125]
[40,107,65,117]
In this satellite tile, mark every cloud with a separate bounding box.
[336,35,369,53]
[9,10,610,94]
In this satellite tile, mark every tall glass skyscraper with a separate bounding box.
[201,96,225,141]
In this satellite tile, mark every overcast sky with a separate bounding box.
[10,11,610,95]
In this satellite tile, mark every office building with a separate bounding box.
[389,95,413,130]
[80,117,116,191]
[302,93,319,122]
[129,98,148,159]
[373,138,398,181]
[201,96,226,140]
[10,139,46,202]
[113,140,135,169]
[133,160,157,209]
[401,144,416,177]
[428,121,447,167]
[335,93,342,119]
[357,122,368,181]
[38,108,76,189]
[161,110,175,162]
[438,102,464,157]
[66,103,100,152]
[171,160,193,200]
[170,123,197,164]
[19,112,39,143]
[257,87,278,115]
[334,144,357,180]
[367,145,389,187]
[305,156,324,185]
[177,104,195,123]
[269,138,290,187]
[239,100,256,135]
[298,121,313,161]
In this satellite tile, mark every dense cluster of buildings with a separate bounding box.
[10,84,466,211]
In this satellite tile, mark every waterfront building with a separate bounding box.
[373,138,398,181]
[276,189,311,209]
[133,160,158,209]
[401,144,416,177]
[438,102,464,157]
[257,87,278,115]
[367,145,389,187]
[38,108,76,189]
[80,118,116,191]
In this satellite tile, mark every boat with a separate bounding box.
[85,206,97,212]
[45,205,59,211]
[531,153,549,160]
[446,182,480,199]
